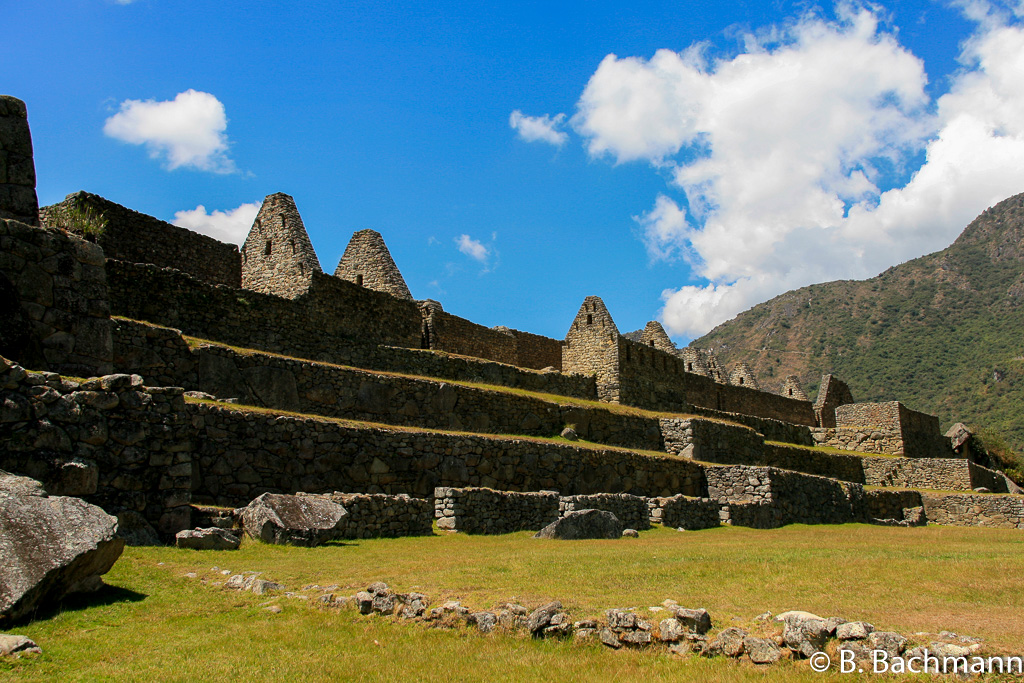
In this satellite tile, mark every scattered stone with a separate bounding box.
[560,427,578,441]
[355,591,374,615]
[782,614,828,658]
[250,579,285,595]
[175,528,240,550]
[836,621,874,641]
[239,493,347,547]
[533,509,622,540]
[743,636,781,664]
[823,616,847,635]
[622,528,639,538]
[670,607,712,635]
[868,631,907,658]
[265,605,283,614]
[657,618,685,642]
[468,611,497,633]
[526,601,563,635]
[0,634,41,657]
[0,477,124,624]
[709,627,747,658]
[599,628,622,649]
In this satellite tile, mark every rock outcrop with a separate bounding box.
[239,493,347,547]
[0,472,124,624]
[533,509,623,540]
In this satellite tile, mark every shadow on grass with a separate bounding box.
[17,583,148,626]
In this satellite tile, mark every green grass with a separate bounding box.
[4,524,1024,681]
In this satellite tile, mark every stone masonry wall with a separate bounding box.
[864,489,924,521]
[189,401,708,507]
[109,318,655,450]
[107,261,424,359]
[40,192,241,288]
[0,96,38,226]
[560,493,651,530]
[0,357,191,536]
[648,494,722,530]
[833,401,947,458]
[434,487,559,534]
[617,336,817,425]
[922,492,1024,529]
[562,297,621,403]
[423,306,518,366]
[110,316,597,403]
[0,218,112,377]
[861,457,1013,493]
[810,426,906,456]
[505,328,563,371]
[307,492,434,539]
[705,465,866,528]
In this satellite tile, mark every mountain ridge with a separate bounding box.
[691,191,1024,449]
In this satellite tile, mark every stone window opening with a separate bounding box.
[586,314,593,325]
[299,263,305,276]
[290,240,296,254]
[626,346,631,362]
[356,274,363,286]
[649,340,654,347]
[788,388,793,396]
[687,362,693,372]
[739,377,745,385]
[264,240,272,256]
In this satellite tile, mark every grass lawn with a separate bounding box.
[3,524,1023,681]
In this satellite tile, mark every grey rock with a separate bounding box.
[175,527,240,550]
[354,591,374,614]
[115,511,161,547]
[599,627,622,649]
[868,631,907,658]
[469,611,497,633]
[671,607,712,635]
[250,579,284,595]
[533,509,622,540]
[836,621,874,641]
[783,615,828,658]
[372,593,396,615]
[526,600,562,634]
[0,470,46,497]
[823,616,847,636]
[620,630,652,646]
[622,528,639,538]
[240,493,347,547]
[712,627,747,658]
[367,581,389,595]
[743,636,781,664]
[560,427,578,441]
[0,634,41,657]
[0,483,124,624]
[657,618,685,642]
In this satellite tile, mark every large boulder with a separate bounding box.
[239,493,347,547]
[0,473,124,624]
[533,509,623,540]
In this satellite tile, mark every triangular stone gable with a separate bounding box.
[678,348,710,377]
[813,374,855,427]
[633,321,676,353]
[729,362,760,390]
[334,229,413,300]
[780,375,808,401]
[241,193,322,299]
[566,296,618,338]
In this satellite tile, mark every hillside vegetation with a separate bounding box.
[693,193,1024,451]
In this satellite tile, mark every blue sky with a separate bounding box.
[3,0,1024,343]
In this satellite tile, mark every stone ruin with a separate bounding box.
[1,92,1022,567]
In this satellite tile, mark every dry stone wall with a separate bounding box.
[0,357,192,536]
[40,192,241,288]
[864,489,924,521]
[306,492,433,539]
[560,493,651,530]
[189,401,708,506]
[862,457,1013,493]
[434,487,559,534]
[0,218,112,377]
[922,493,1024,529]
[0,97,38,226]
[830,402,948,458]
[648,494,722,530]
[705,465,866,528]
[109,319,657,450]
[240,193,321,298]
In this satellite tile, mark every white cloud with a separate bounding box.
[635,194,691,262]
[172,202,260,245]
[455,234,489,261]
[509,110,568,146]
[570,6,1024,338]
[104,89,236,173]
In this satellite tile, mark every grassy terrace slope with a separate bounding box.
[3,525,1023,681]
[693,192,1024,451]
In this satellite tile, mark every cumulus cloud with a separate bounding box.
[509,110,569,146]
[569,5,1024,338]
[455,234,489,261]
[172,202,260,245]
[104,90,236,173]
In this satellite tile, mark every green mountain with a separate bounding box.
[692,192,1024,451]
